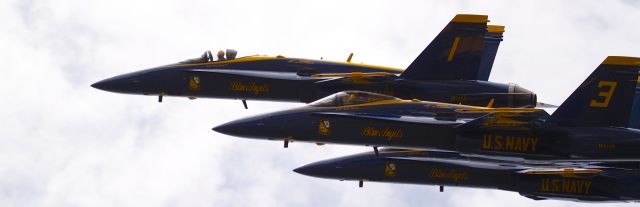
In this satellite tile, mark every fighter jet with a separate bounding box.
[92,14,537,108]
[214,56,640,162]
[294,148,640,202]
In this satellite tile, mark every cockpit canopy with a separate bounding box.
[310,91,400,107]
[180,49,238,64]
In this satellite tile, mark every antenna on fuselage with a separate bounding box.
[346,53,353,63]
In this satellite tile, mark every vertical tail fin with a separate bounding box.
[627,85,640,128]
[400,14,490,81]
[549,56,640,127]
[477,25,505,81]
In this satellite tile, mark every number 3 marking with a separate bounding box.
[589,81,617,108]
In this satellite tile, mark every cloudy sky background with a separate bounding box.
[2,0,640,206]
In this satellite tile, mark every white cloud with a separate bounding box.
[1,0,639,206]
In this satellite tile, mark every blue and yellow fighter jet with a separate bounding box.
[294,148,640,202]
[92,14,537,108]
[214,56,640,162]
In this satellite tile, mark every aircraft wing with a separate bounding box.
[520,168,603,176]
[184,69,308,80]
[186,69,398,86]
[387,155,530,171]
[385,152,617,174]
[310,112,467,125]
[383,147,640,173]
[311,72,398,88]
[453,109,549,130]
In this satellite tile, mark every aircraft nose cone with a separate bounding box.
[213,116,283,139]
[293,161,338,178]
[212,120,249,137]
[293,164,321,176]
[91,72,145,93]
[91,79,114,91]
[91,76,130,93]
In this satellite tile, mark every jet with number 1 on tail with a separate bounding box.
[92,14,537,108]
[214,56,640,163]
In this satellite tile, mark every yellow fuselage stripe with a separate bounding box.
[175,56,404,72]
[525,169,603,175]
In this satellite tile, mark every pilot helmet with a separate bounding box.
[217,50,225,61]
[226,49,238,60]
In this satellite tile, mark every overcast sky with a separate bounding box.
[2,0,640,206]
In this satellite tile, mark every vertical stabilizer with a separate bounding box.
[477,25,505,81]
[549,56,640,127]
[400,14,490,81]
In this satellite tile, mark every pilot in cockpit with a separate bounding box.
[215,49,238,61]
[310,91,400,107]
[225,49,237,60]
[217,50,226,61]
[340,93,359,105]
[200,51,211,62]
[180,49,239,64]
